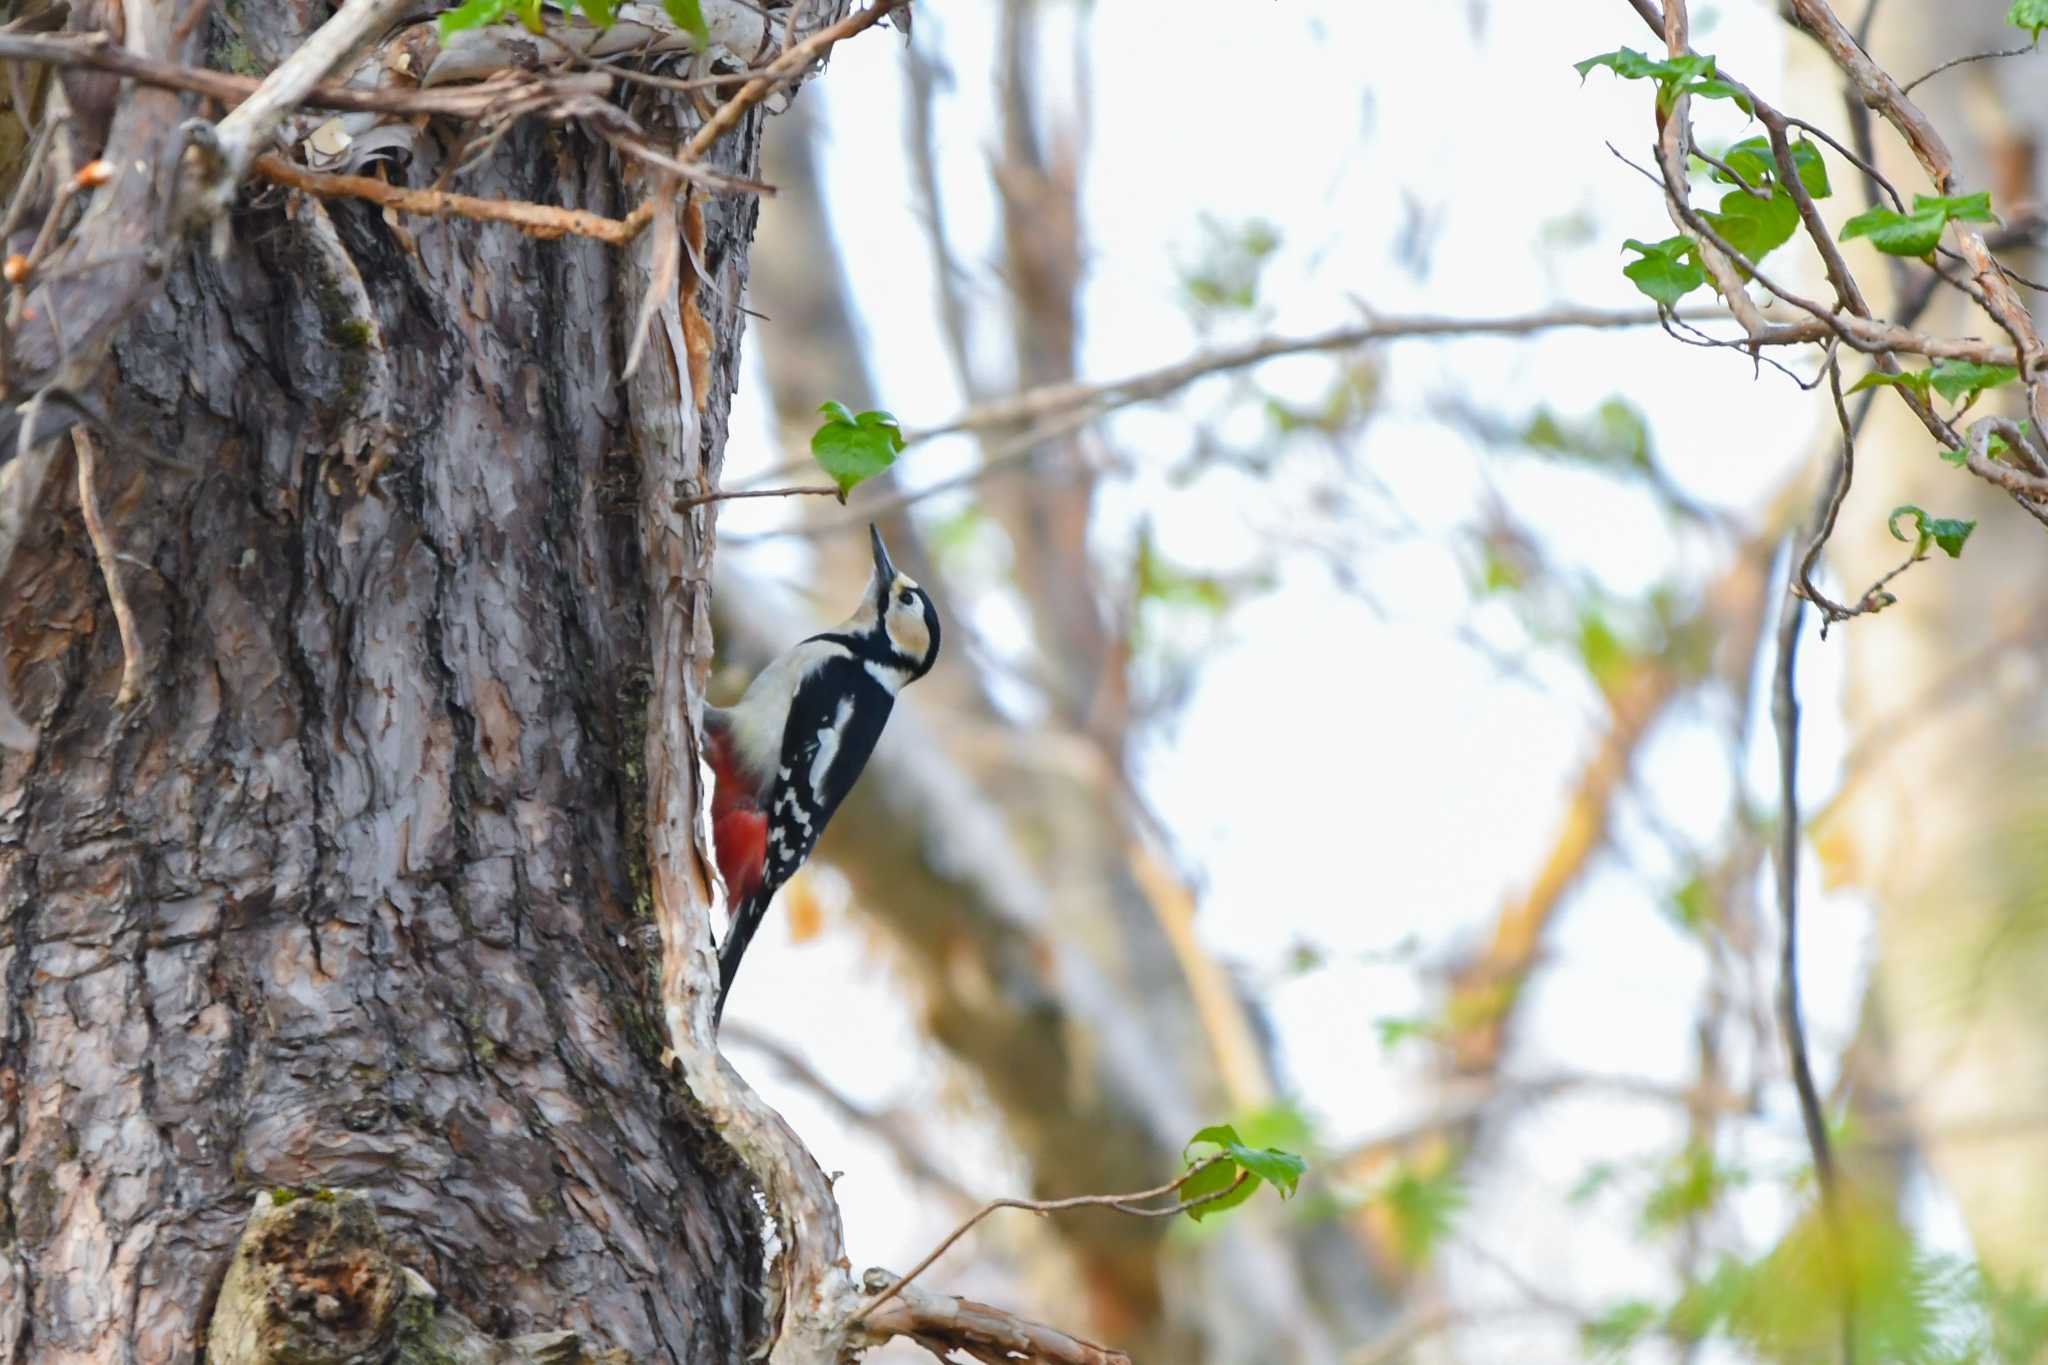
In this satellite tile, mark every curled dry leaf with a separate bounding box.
[680,194,711,411]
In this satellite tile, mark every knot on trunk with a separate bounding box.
[208,1189,631,1365]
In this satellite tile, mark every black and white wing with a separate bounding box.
[759,655,895,896]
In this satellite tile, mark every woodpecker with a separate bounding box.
[705,525,940,1022]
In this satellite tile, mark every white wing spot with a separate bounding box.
[808,697,855,803]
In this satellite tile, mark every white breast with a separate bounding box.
[723,638,849,780]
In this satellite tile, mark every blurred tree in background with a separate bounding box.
[8,0,2048,1361]
[717,1,2048,1362]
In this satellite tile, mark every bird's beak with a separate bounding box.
[869,523,896,583]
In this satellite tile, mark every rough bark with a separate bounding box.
[207,1188,630,1365]
[0,5,776,1359]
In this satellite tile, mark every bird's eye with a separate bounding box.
[897,589,915,607]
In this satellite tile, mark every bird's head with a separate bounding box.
[845,524,940,687]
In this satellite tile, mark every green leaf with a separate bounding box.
[1377,1166,1465,1265]
[663,0,710,44]
[1572,47,1737,114]
[1230,1103,1317,1156]
[436,0,516,34]
[1841,192,1999,256]
[1921,190,1998,223]
[1232,1146,1307,1196]
[1669,875,1714,932]
[2013,0,2048,38]
[1712,135,1831,199]
[1785,138,1831,199]
[1943,418,2031,465]
[1846,367,1934,403]
[1703,185,1800,266]
[810,402,905,498]
[1135,529,1232,613]
[1888,504,1978,558]
[1179,1156,1259,1223]
[1374,1015,1432,1048]
[1687,76,1754,114]
[1184,1124,1307,1199]
[1577,608,1633,694]
[1523,398,1655,473]
[1982,1268,2048,1363]
[1928,518,1976,559]
[1643,1146,1745,1230]
[1184,1124,1243,1155]
[1569,1162,1620,1206]
[577,0,615,25]
[1839,203,1947,256]
[1928,358,2020,403]
[1621,235,1705,307]
[1583,1301,1660,1359]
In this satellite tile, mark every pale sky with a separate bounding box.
[707,3,1949,1360]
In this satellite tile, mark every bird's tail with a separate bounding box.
[714,891,769,1026]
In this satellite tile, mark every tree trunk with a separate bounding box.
[0,6,776,1358]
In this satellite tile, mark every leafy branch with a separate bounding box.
[852,1126,1306,1326]
[1585,0,2048,640]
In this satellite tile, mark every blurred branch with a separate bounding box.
[910,307,1686,447]
[1770,574,1856,1365]
[733,306,1696,512]
[1448,656,1682,1075]
[721,1022,982,1212]
[1346,1304,1456,1365]
[1129,842,1275,1112]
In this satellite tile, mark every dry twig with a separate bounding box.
[680,0,912,163]
[72,426,146,707]
[852,1155,1245,1324]
[255,154,658,243]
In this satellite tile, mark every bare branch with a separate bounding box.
[675,482,841,510]
[73,426,146,707]
[680,0,910,162]
[852,1154,1243,1325]
[254,154,660,244]
[1901,36,2041,96]
[914,306,1681,442]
